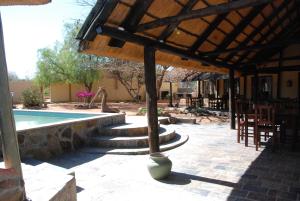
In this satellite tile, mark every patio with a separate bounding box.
[22,122,299,201]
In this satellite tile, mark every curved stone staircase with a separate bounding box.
[81,117,188,155]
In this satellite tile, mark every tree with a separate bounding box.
[102,58,144,102]
[156,65,170,99]
[8,71,19,81]
[164,67,196,106]
[35,21,101,95]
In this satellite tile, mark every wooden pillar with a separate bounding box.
[298,72,300,113]
[277,51,283,99]
[144,46,159,153]
[168,82,173,107]
[229,68,236,129]
[243,75,247,99]
[198,79,201,97]
[202,80,205,96]
[253,68,258,103]
[216,80,219,98]
[0,14,25,197]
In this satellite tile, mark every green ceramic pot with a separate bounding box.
[147,152,172,180]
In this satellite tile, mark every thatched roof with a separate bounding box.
[0,0,50,5]
[77,0,300,74]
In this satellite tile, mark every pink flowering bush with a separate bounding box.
[76,91,95,103]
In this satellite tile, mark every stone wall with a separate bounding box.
[0,168,24,201]
[16,114,125,160]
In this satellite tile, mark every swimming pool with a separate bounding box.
[14,110,102,130]
[8,110,125,160]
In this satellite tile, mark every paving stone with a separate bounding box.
[10,119,300,201]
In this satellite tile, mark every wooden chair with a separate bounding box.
[254,104,279,151]
[236,99,254,146]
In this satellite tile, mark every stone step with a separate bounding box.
[81,133,189,155]
[95,116,169,137]
[96,122,150,137]
[89,125,175,148]
[17,159,76,201]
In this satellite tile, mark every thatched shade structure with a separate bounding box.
[77,0,300,141]
[0,0,50,5]
[77,0,299,74]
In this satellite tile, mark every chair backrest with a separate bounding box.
[236,99,253,115]
[255,104,275,125]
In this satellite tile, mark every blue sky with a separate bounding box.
[1,0,91,78]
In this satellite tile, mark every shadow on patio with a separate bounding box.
[225,148,300,201]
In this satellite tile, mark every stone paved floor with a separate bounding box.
[43,123,300,201]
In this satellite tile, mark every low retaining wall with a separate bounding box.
[16,113,125,160]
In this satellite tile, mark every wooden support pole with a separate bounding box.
[298,72,300,114]
[168,82,173,107]
[216,80,219,98]
[198,79,201,97]
[0,14,25,197]
[253,68,258,103]
[277,51,283,99]
[229,68,236,129]
[144,46,160,153]
[243,75,247,99]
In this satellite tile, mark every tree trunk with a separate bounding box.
[156,66,168,99]
[85,82,93,103]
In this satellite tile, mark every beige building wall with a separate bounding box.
[160,82,179,99]
[50,83,71,102]
[9,80,34,103]
[50,73,146,102]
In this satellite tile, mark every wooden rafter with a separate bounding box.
[223,1,289,62]
[240,56,300,66]
[81,0,118,41]
[157,0,198,41]
[200,38,300,57]
[136,0,272,32]
[190,13,227,52]
[108,0,153,47]
[210,4,267,61]
[97,25,233,69]
[236,4,298,64]
[249,21,300,65]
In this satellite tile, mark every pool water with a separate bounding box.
[14,110,100,130]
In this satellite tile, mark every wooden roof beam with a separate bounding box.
[108,0,153,48]
[244,65,300,74]
[239,56,300,66]
[136,0,272,32]
[200,38,300,57]
[80,0,119,41]
[210,4,267,60]
[248,21,300,65]
[158,0,198,41]
[189,13,227,52]
[224,1,289,62]
[236,5,298,64]
[97,25,233,69]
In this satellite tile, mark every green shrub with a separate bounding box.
[22,88,43,108]
[136,107,164,116]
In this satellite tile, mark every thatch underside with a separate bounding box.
[78,0,300,74]
[82,35,228,74]
[0,0,50,5]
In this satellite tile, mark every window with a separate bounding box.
[251,76,273,100]
[223,78,240,97]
